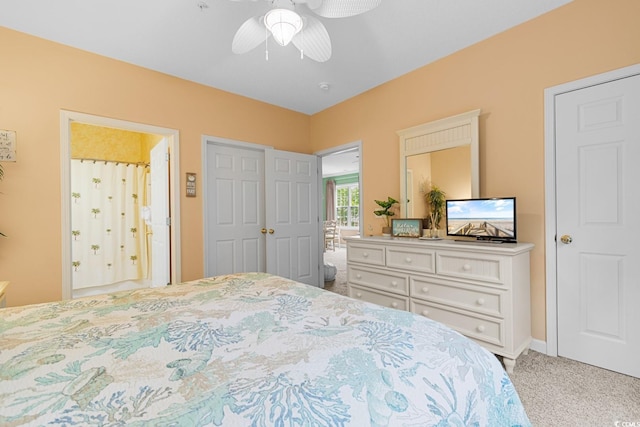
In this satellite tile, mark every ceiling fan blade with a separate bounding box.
[308,0,381,18]
[232,16,267,54]
[292,15,331,62]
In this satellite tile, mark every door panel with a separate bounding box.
[265,149,319,286]
[150,138,170,288]
[205,144,320,286]
[556,74,640,377]
[206,144,265,276]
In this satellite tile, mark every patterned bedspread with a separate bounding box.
[0,273,530,426]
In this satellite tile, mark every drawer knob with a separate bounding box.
[477,298,485,306]
[421,287,429,294]
[391,302,398,308]
[405,257,412,263]
[356,274,362,279]
[356,292,362,298]
[421,310,429,316]
[363,252,369,258]
[463,264,471,271]
[476,325,485,333]
[390,281,398,287]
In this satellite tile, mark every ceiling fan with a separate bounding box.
[230,0,382,62]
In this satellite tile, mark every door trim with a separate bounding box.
[60,110,182,299]
[544,63,640,356]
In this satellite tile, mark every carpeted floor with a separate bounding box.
[322,246,348,296]
[322,247,640,426]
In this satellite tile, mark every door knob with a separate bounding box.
[560,234,573,244]
[268,229,275,234]
[261,228,267,234]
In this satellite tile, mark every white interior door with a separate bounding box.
[556,74,640,377]
[206,143,265,276]
[150,138,170,287]
[265,149,319,286]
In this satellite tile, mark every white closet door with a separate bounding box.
[265,149,320,286]
[206,144,266,276]
[556,73,640,378]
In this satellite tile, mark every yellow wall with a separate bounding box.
[310,0,640,340]
[1,0,639,344]
[71,123,159,163]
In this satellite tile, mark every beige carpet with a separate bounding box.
[321,247,640,426]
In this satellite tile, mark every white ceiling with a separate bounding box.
[322,148,359,176]
[1,0,571,115]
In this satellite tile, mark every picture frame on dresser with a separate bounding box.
[391,218,422,238]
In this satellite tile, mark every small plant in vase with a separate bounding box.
[425,184,446,238]
[374,197,399,236]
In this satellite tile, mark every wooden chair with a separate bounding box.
[323,220,339,251]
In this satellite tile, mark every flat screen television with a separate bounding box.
[445,197,517,243]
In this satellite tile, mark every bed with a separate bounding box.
[0,272,530,426]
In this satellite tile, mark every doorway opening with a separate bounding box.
[60,111,181,299]
[316,142,362,294]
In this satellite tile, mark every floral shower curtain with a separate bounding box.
[70,159,150,290]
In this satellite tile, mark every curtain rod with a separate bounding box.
[73,158,150,167]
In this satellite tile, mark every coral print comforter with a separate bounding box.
[0,273,530,426]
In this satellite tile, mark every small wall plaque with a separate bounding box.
[186,172,196,197]
[0,129,17,162]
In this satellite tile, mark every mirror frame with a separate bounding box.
[397,109,480,217]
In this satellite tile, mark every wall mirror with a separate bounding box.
[398,109,480,218]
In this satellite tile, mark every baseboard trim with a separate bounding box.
[529,338,547,355]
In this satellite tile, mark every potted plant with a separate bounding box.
[374,196,399,236]
[425,184,446,238]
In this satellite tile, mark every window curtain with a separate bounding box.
[70,159,150,290]
[326,179,336,221]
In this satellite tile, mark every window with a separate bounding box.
[336,183,359,228]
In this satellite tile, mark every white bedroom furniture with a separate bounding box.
[346,236,534,373]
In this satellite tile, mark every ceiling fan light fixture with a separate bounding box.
[264,8,303,47]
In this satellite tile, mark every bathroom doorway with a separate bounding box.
[60,111,181,299]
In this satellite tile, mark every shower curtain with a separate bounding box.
[70,159,150,290]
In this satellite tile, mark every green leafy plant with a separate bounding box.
[373,197,399,228]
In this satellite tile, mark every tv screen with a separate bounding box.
[445,197,517,243]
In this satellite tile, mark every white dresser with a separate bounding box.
[346,236,534,373]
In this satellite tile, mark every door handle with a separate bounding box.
[560,234,573,244]
[268,229,275,234]
[261,228,267,234]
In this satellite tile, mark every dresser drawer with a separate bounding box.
[348,266,409,296]
[411,277,504,318]
[386,247,435,274]
[436,250,507,286]
[347,243,385,266]
[411,300,504,347]
[349,285,409,311]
